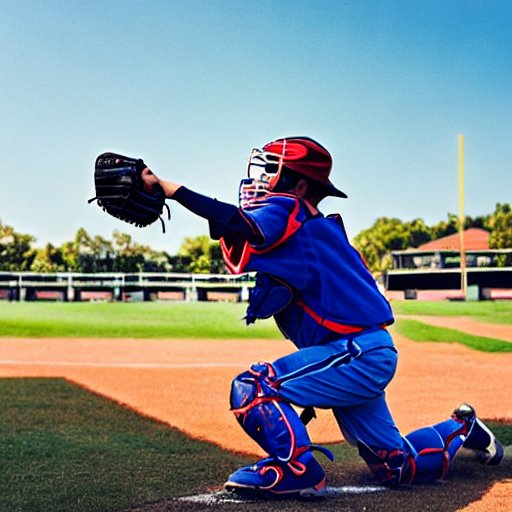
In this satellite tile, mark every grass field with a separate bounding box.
[2,378,511,512]
[0,300,510,354]
[391,299,512,323]
[0,301,280,339]
[393,320,512,352]
[0,378,250,512]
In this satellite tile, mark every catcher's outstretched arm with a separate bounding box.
[141,171,260,243]
[173,187,261,242]
[141,169,261,242]
[173,187,239,226]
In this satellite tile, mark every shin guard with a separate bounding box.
[404,416,467,482]
[230,362,333,464]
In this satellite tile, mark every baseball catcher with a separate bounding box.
[139,136,503,497]
[89,152,171,232]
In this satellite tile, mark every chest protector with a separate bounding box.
[220,194,394,348]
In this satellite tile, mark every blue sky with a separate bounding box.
[1,0,511,254]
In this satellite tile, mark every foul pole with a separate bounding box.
[458,134,467,299]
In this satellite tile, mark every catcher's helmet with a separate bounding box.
[247,136,347,199]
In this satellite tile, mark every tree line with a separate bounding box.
[0,225,225,274]
[353,203,512,272]
[0,203,510,275]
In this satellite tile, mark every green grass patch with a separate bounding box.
[2,300,511,339]
[0,302,281,339]
[0,378,251,512]
[394,319,512,352]
[391,300,512,324]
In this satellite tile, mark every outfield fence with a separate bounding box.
[2,270,511,303]
[0,271,254,302]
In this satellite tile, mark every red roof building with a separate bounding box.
[385,227,512,298]
[418,228,490,251]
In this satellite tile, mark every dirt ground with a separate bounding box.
[1,319,511,511]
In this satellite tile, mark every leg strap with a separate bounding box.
[359,414,469,486]
[405,417,467,483]
[357,441,416,486]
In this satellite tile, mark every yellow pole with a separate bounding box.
[458,134,467,299]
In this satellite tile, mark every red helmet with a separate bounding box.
[247,136,347,198]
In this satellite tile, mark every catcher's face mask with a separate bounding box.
[239,144,286,208]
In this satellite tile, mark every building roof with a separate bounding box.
[418,228,490,251]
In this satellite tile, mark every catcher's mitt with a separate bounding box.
[88,152,171,232]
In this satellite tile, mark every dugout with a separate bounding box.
[384,229,512,300]
[385,249,512,300]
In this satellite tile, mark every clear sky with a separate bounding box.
[1,0,511,254]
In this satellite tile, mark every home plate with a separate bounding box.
[178,485,387,505]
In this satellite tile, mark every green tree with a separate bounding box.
[178,235,211,273]
[30,243,65,272]
[141,249,172,272]
[56,228,171,273]
[0,221,36,271]
[430,213,459,239]
[352,217,439,274]
[353,217,410,273]
[487,203,512,249]
[465,214,488,230]
[62,228,115,273]
[60,240,81,271]
[487,203,512,266]
[53,228,101,272]
[112,231,145,272]
[209,241,227,274]
[405,218,432,248]
[167,254,192,273]
[72,227,97,272]
[177,235,226,273]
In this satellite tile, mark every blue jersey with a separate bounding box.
[220,194,394,349]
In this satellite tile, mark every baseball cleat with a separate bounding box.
[224,452,327,499]
[453,403,504,466]
[452,403,476,426]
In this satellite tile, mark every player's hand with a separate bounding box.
[141,168,160,194]
[141,168,181,198]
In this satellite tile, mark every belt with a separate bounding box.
[298,300,393,337]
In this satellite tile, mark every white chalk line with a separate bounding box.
[0,360,242,369]
[179,492,254,504]
[178,486,388,504]
[328,485,388,494]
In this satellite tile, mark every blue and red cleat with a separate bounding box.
[224,450,328,499]
[453,403,504,466]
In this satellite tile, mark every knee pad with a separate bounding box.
[230,361,312,462]
[357,441,416,486]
